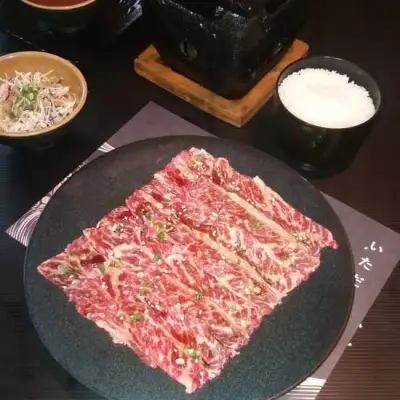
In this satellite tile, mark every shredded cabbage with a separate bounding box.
[0,70,76,133]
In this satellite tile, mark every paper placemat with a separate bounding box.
[7,102,400,400]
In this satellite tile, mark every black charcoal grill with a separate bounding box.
[144,0,310,99]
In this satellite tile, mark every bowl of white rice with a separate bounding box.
[274,56,381,175]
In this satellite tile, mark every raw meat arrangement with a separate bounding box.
[38,148,338,394]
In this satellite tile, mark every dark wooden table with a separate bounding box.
[1,1,399,399]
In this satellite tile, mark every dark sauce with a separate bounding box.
[26,0,94,7]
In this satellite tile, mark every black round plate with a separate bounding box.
[24,136,354,400]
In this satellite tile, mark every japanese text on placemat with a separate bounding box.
[355,241,384,288]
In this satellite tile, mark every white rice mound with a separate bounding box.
[278,68,376,129]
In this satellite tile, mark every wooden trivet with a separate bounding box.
[134,40,309,127]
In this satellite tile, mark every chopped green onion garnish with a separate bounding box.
[109,260,120,268]
[183,347,200,359]
[97,263,106,273]
[58,265,71,276]
[139,280,151,296]
[153,254,162,262]
[250,219,263,230]
[195,291,204,301]
[230,305,239,313]
[130,313,143,323]
[138,209,152,219]
[156,224,166,241]
[111,223,123,233]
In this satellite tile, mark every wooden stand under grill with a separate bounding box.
[134,40,309,128]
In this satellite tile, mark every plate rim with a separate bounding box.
[23,135,355,400]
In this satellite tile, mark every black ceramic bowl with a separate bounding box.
[273,56,382,176]
[20,0,103,33]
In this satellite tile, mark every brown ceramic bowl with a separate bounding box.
[0,51,88,150]
[20,0,102,33]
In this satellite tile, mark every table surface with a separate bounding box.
[0,1,399,399]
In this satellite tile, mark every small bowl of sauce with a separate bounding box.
[20,0,104,33]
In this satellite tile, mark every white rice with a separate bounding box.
[278,68,376,129]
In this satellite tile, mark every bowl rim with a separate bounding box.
[275,55,382,131]
[20,0,96,11]
[0,51,88,139]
